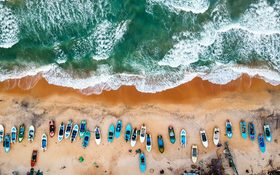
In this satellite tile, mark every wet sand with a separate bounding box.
[0,74,279,175]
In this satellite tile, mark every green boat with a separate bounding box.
[18,124,25,143]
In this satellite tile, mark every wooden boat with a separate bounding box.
[157,135,164,153]
[191,145,198,163]
[49,120,55,138]
[31,150,38,167]
[146,133,152,152]
[200,130,208,148]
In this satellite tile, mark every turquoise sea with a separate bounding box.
[0,0,280,94]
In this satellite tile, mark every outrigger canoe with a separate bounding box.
[146,133,152,152]
[49,120,55,138]
[41,133,47,151]
[168,126,176,144]
[200,130,208,148]
[258,134,266,153]
[131,128,137,147]
[18,124,25,143]
[157,135,164,153]
[264,124,272,142]
[70,124,79,143]
[28,125,35,142]
[140,124,146,143]
[124,123,132,142]
[11,126,17,143]
[79,120,87,138]
[180,129,187,148]
[191,145,198,163]
[115,120,122,139]
[108,124,115,143]
[3,134,11,153]
[248,122,256,141]
[139,153,146,173]
[65,119,73,139]
[226,120,233,139]
[0,124,4,142]
[240,120,247,139]
[58,122,65,142]
[213,127,220,146]
[82,131,91,148]
[94,126,101,145]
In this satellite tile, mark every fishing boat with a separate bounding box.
[3,134,11,153]
[124,123,132,142]
[28,125,35,142]
[94,126,101,145]
[213,127,220,146]
[0,124,4,142]
[258,134,266,153]
[240,120,247,139]
[18,124,25,143]
[70,124,79,143]
[58,122,64,142]
[65,120,73,139]
[146,133,152,152]
[226,120,233,139]
[157,135,164,153]
[180,129,187,148]
[139,153,146,173]
[82,131,91,148]
[115,120,122,139]
[200,130,208,148]
[264,124,272,142]
[31,150,38,167]
[168,126,176,144]
[131,128,137,147]
[140,124,146,143]
[79,120,87,138]
[108,124,115,143]
[191,145,198,163]
[248,122,256,141]
[49,120,55,138]
[41,133,47,151]
[11,126,17,143]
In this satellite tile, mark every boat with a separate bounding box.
[226,120,233,139]
[146,133,152,152]
[258,134,266,153]
[49,120,55,138]
[3,134,11,153]
[139,153,146,173]
[18,124,25,143]
[79,120,87,138]
[124,123,132,142]
[191,145,198,163]
[70,124,79,143]
[0,124,4,142]
[140,124,146,143]
[200,130,208,148]
[240,120,247,139]
[248,122,256,141]
[180,129,187,148]
[28,125,35,142]
[82,131,91,148]
[157,135,164,153]
[213,127,220,146]
[168,126,176,144]
[31,150,38,167]
[41,133,47,151]
[58,122,64,142]
[94,126,101,145]
[264,124,272,142]
[108,124,115,143]
[65,119,73,139]
[131,128,137,147]
[11,126,17,143]
[115,120,122,139]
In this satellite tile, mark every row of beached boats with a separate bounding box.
[0,119,273,173]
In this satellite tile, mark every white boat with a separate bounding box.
[200,130,208,148]
[140,124,146,143]
[65,120,73,139]
[70,124,79,143]
[0,124,5,142]
[41,133,47,151]
[146,133,152,152]
[180,129,187,148]
[191,145,198,163]
[11,126,17,143]
[213,127,220,146]
[131,128,137,147]
[58,122,64,142]
[28,125,35,142]
[94,126,101,145]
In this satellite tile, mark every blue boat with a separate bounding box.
[258,134,266,153]
[108,124,115,143]
[124,123,132,142]
[79,120,87,138]
[240,120,247,139]
[82,131,91,148]
[248,122,255,141]
[11,126,17,143]
[168,126,176,144]
[115,120,122,138]
[264,124,272,142]
[139,153,146,173]
[226,120,233,139]
[157,135,164,153]
[3,134,11,153]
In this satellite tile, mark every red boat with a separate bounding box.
[31,150,38,167]
[49,120,55,137]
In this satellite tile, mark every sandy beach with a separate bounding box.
[0,74,280,175]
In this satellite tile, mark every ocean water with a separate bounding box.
[0,0,280,94]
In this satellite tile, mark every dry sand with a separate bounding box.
[0,74,279,175]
